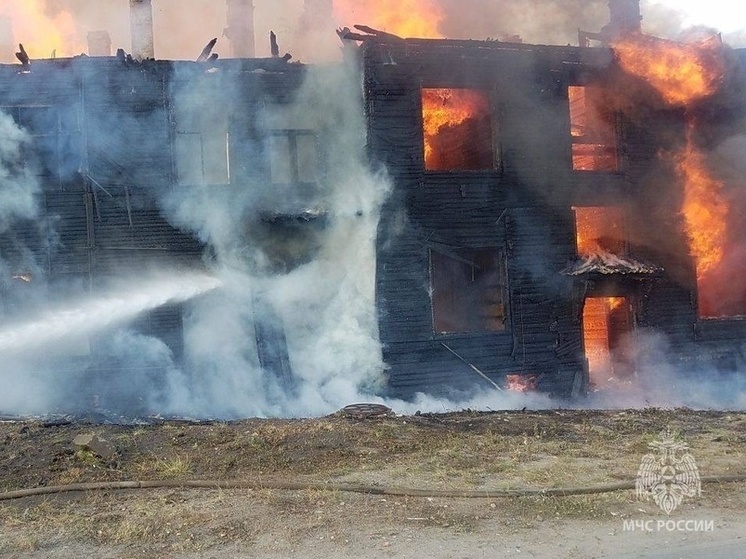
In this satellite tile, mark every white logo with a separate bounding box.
[636,429,701,514]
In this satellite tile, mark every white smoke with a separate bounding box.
[0,270,219,416]
[576,330,746,411]
[0,110,50,416]
[0,272,220,355]
[642,1,746,47]
[0,111,39,231]
[0,108,44,324]
[435,0,608,44]
[149,58,394,418]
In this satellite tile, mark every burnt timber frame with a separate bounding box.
[363,38,746,398]
[0,56,307,401]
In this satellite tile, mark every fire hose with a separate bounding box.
[1,475,745,502]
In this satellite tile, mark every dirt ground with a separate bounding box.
[1,408,745,558]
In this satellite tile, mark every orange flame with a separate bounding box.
[582,297,626,385]
[614,34,730,317]
[0,0,83,62]
[574,206,626,256]
[575,207,604,255]
[421,88,490,167]
[334,0,444,38]
[677,132,728,280]
[613,34,725,106]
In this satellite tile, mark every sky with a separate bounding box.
[650,0,745,33]
[0,1,743,63]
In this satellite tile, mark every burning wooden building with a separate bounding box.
[1,0,746,411]
[0,53,311,406]
[359,24,746,398]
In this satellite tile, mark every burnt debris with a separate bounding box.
[15,43,30,70]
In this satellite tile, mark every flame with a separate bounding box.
[334,0,444,38]
[505,374,538,392]
[575,208,603,255]
[614,34,731,317]
[567,86,619,171]
[0,0,83,62]
[421,88,490,167]
[582,297,626,385]
[613,34,725,106]
[574,206,626,256]
[677,131,728,282]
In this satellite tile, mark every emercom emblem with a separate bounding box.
[636,429,701,514]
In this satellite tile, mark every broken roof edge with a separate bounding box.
[0,54,305,77]
[356,34,616,69]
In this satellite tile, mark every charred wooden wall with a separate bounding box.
[0,57,308,372]
[363,39,597,397]
[2,43,745,403]
[363,38,746,397]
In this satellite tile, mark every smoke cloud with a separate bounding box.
[0,110,46,316]
[642,1,746,47]
[436,0,608,44]
[0,111,39,231]
[153,57,394,418]
[580,331,746,410]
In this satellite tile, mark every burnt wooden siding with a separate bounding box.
[0,57,308,368]
[363,39,599,397]
[364,38,746,397]
[1,42,745,401]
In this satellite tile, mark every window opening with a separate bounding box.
[430,247,507,334]
[173,101,230,185]
[568,86,618,171]
[421,88,494,171]
[573,206,626,256]
[268,130,319,185]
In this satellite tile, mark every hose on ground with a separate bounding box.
[1,475,744,502]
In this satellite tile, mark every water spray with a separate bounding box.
[0,271,221,355]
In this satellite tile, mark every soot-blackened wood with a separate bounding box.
[365,39,595,396]
[364,37,746,397]
[0,57,307,380]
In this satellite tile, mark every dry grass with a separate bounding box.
[0,409,745,555]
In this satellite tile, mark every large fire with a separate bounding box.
[333,0,444,39]
[0,1,83,62]
[613,34,731,317]
[613,34,725,106]
[677,130,728,280]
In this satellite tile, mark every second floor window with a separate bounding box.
[268,130,319,185]
[173,98,230,186]
[568,86,619,172]
[573,206,627,256]
[4,105,65,184]
[421,88,495,171]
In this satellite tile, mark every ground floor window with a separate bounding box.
[430,247,508,334]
